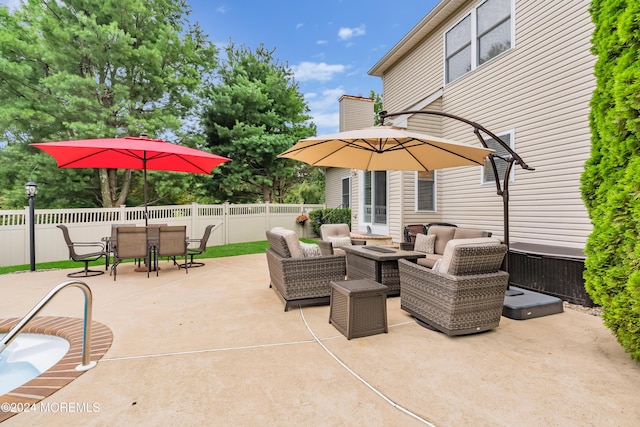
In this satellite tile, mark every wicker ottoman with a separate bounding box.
[329,279,388,339]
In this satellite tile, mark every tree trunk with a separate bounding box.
[99,168,132,207]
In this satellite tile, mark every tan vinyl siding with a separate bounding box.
[325,168,351,208]
[382,34,444,114]
[339,95,374,131]
[388,171,403,242]
[377,0,594,249]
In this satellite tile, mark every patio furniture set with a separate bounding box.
[265,223,509,339]
[57,224,216,280]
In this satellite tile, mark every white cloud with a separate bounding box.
[305,87,346,134]
[216,6,228,14]
[296,23,304,29]
[316,40,328,45]
[291,61,346,82]
[0,0,22,10]
[338,25,366,41]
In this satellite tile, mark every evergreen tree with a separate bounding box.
[202,43,315,203]
[581,0,640,362]
[0,0,218,207]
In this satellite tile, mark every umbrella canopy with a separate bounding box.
[31,136,230,223]
[31,136,229,173]
[278,125,493,171]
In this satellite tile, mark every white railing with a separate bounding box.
[0,202,324,268]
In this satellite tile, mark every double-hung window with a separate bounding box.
[415,171,436,211]
[445,0,513,83]
[341,177,351,208]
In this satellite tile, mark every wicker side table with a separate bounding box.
[329,279,388,339]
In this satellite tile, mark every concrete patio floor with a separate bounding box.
[1,253,639,426]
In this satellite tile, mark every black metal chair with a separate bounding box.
[57,225,107,278]
[183,224,217,268]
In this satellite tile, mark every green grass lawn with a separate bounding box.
[0,239,318,275]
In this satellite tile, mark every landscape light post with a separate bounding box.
[25,180,38,271]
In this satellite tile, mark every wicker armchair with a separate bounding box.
[266,230,347,311]
[317,223,366,255]
[398,238,509,335]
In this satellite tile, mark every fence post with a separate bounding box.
[119,205,126,222]
[223,202,229,245]
[191,202,198,238]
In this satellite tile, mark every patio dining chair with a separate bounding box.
[111,227,149,280]
[57,224,107,278]
[183,223,217,268]
[155,225,188,274]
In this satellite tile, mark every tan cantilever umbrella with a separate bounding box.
[278,125,493,171]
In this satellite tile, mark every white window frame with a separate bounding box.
[481,129,515,185]
[415,170,437,212]
[359,170,388,229]
[444,0,515,84]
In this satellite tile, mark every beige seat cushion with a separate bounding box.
[270,227,305,258]
[320,224,351,240]
[452,228,490,239]
[416,254,442,268]
[428,226,457,255]
[437,237,501,275]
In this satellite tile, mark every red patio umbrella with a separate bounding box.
[31,136,230,224]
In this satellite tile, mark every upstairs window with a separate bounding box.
[445,0,513,83]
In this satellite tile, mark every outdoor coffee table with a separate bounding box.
[341,245,426,296]
[329,279,388,340]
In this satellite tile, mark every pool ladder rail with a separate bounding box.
[0,280,97,371]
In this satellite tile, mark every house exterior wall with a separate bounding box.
[325,168,351,208]
[324,95,374,223]
[368,0,594,248]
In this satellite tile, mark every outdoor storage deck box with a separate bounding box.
[329,279,388,339]
[508,242,594,307]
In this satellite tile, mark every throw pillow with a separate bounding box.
[414,233,436,254]
[326,236,352,248]
[300,242,322,258]
[431,259,442,272]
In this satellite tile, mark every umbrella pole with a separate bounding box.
[144,152,148,227]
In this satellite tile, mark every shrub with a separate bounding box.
[308,208,351,237]
[581,0,640,363]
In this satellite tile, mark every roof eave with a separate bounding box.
[368,0,466,77]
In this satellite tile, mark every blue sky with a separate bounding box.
[1,0,440,135]
[188,0,440,134]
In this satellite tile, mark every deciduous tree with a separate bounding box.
[0,0,218,207]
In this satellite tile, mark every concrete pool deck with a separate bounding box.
[1,253,639,426]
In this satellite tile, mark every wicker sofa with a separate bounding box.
[398,237,509,335]
[266,229,347,311]
[400,224,491,268]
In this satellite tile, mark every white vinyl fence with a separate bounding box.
[0,203,324,268]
